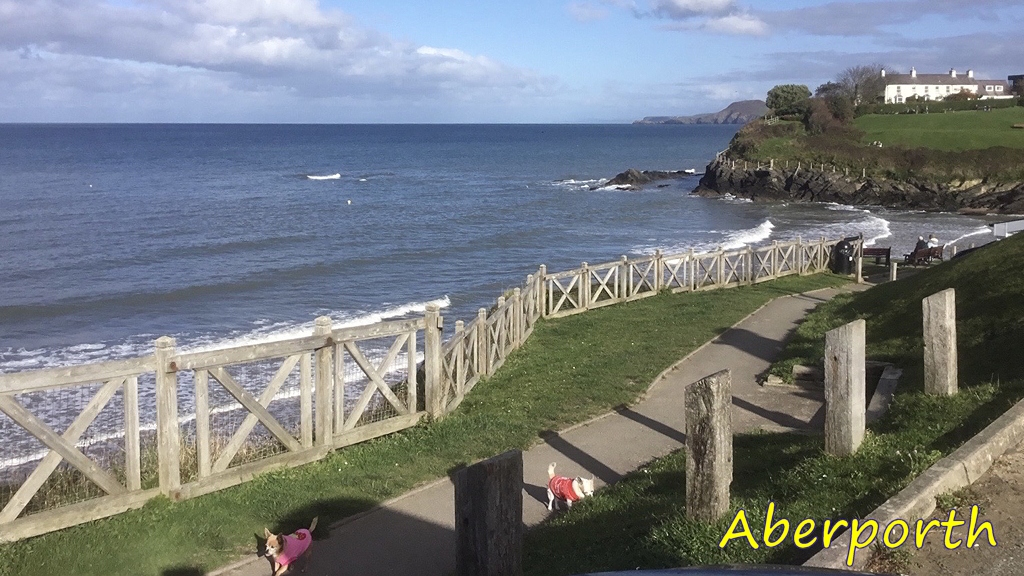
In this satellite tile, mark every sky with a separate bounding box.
[1,0,1023,123]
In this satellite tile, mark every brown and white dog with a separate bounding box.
[546,462,595,510]
[264,517,318,575]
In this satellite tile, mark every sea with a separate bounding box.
[0,123,998,473]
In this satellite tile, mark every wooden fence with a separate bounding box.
[0,235,852,542]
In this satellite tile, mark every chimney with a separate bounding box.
[911,67,917,78]
[968,69,974,79]
[950,68,957,78]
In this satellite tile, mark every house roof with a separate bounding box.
[885,74,976,86]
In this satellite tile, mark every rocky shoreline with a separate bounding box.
[593,168,695,190]
[692,158,1024,214]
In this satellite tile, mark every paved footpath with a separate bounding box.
[216,284,870,576]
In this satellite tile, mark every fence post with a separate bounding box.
[424,304,444,418]
[154,336,180,496]
[770,158,774,170]
[923,289,958,396]
[455,320,466,399]
[716,247,725,286]
[512,288,523,347]
[454,450,523,576]
[951,245,958,257]
[619,255,629,300]
[477,308,489,377]
[685,369,732,522]
[688,249,696,291]
[889,261,898,282]
[771,240,779,279]
[580,262,590,310]
[745,245,754,284]
[797,236,805,275]
[538,265,548,317]
[654,250,664,291]
[314,316,333,446]
[825,320,866,456]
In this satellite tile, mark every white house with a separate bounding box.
[882,68,1012,104]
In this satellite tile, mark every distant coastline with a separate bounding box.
[634,100,768,125]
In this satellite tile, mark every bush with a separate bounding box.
[855,98,1019,116]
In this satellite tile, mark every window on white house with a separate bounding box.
[996,86,1004,92]
[986,85,994,92]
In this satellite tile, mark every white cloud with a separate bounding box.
[651,0,734,19]
[0,0,554,120]
[703,13,767,35]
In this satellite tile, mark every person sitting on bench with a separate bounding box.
[927,234,940,248]
[914,236,928,251]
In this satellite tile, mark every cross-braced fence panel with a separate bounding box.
[752,246,775,282]
[545,270,583,317]
[628,257,658,298]
[587,262,622,307]
[776,242,798,276]
[721,250,746,286]
[662,254,692,292]
[693,252,720,290]
[335,331,417,433]
[0,360,154,542]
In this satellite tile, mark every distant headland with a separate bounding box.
[633,100,769,125]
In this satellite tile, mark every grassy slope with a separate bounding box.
[854,107,1024,151]
[524,234,1024,575]
[0,274,849,576]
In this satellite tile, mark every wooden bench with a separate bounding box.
[904,245,944,265]
[862,247,891,265]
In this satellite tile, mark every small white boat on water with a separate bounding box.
[307,173,341,180]
[683,168,697,175]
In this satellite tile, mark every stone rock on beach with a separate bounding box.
[594,168,692,190]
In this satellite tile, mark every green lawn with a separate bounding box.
[855,107,1024,151]
[524,233,1024,575]
[0,274,849,576]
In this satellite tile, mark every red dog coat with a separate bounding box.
[548,476,581,503]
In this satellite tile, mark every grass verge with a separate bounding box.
[0,273,849,576]
[524,233,1024,575]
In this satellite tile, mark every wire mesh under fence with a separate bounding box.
[0,375,154,522]
[177,356,309,483]
[334,329,419,435]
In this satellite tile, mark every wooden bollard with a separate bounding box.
[685,369,732,522]
[825,320,866,456]
[923,289,958,396]
[889,261,898,282]
[454,450,523,576]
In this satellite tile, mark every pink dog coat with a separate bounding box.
[275,529,313,567]
[548,476,581,503]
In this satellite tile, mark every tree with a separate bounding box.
[766,84,811,115]
[814,81,844,98]
[1012,78,1024,97]
[835,64,888,104]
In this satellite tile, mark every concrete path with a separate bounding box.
[215,284,871,576]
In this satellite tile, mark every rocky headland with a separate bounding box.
[634,100,768,126]
[693,158,1024,214]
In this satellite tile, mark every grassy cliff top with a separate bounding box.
[728,105,1024,181]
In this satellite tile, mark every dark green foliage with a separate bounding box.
[766,84,812,115]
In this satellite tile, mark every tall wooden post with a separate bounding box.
[825,320,866,456]
[889,262,898,282]
[455,320,466,399]
[314,316,333,446]
[476,308,489,377]
[580,262,590,310]
[424,304,444,418]
[923,289,958,396]
[512,288,523,347]
[654,250,664,291]
[620,255,629,300]
[454,450,523,576]
[154,336,180,495]
[686,369,732,522]
[538,265,548,317]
